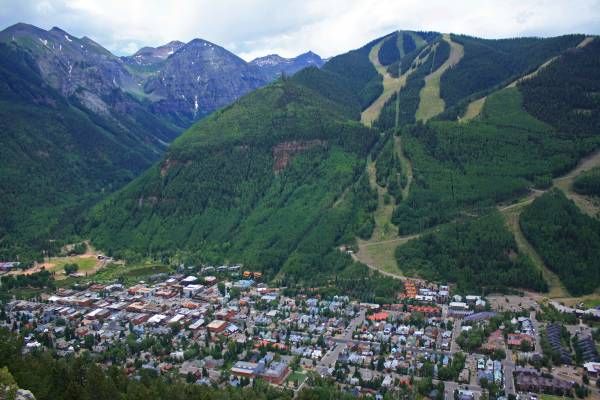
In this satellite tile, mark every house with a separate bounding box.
[482,329,504,352]
[84,308,110,321]
[584,362,600,377]
[0,261,19,271]
[204,276,217,285]
[207,320,227,333]
[408,305,441,316]
[507,333,534,349]
[448,302,473,318]
[368,312,389,322]
[179,360,204,377]
[189,319,205,331]
[183,284,204,298]
[181,276,198,284]
[147,314,168,325]
[457,390,475,400]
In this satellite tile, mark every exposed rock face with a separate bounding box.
[0,24,133,93]
[250,51,325,80]
[0,23,177,143]
[142,38,267,126]
[272,140,325,172]
[0,23,325,132]
[122,40,185,66]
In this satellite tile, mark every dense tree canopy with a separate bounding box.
[573,167,600,197]
[395,211,547,293]
[520,190,600,295]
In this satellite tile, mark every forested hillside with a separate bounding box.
[395,211,547,293]
[574,167,600,196]
[87,72,402,302]
[392,88,584,234]
[320,34,386,108]
[0,43,177,262]
[375,38,450,129]
[390,38,600,235]
[440,34,584,109]
[520,190,600,296]
[85,33,600,296]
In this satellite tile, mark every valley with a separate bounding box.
[0,17,599,400]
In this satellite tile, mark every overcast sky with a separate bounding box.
[1,0,599,60]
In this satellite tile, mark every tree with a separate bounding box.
[63,263,79,275]
[217,282,226,296]
[520,340,532,352]
[0,367,17,400]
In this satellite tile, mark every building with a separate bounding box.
[448,302,473,318]
[368,312,389,322]
[0,261,20,271]
[514,369,574,395]
[207,320,228,333]
[507,333,534,349]
[261,361,289,384]
[183,284,204,298]
[584,362,600,377]
[231,361,261,378]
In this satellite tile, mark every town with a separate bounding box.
[1,264,599,400]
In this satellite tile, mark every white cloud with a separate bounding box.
[0,0,599,59]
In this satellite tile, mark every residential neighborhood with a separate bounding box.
[1,264,599,400]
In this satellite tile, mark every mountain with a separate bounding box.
[139,38,268,127]
[0,23,182,261]
[0,23,179,143]
[0,23,299,261]
[250,51,325,80]
[86,30,600,296]
[122,40,185,66]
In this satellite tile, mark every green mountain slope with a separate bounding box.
[520,190,600,295]
[395,211,547,293]
[86,33,600,296]
[374,34,584,129]
[440,34,585,109]
[391,38,600,235]
[0,42,178,262]
[87,73,402,295]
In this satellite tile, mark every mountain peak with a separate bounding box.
[250,50,325,79]
[185,38,218,49]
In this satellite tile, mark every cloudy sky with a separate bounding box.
[1,0,599,60]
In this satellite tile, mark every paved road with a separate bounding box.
[503,348,516,396]
[450,319,462,353]
[319,309,366,368]
[530,310,542,352]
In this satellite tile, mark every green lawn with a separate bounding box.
[583,298,600,308]
[51,256,97,273]
[286,371,307,386]
[91,263,173,284]
[541,395,573,400]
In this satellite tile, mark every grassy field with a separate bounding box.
[583,298,600,308]
[460,97,486,122]
[91,263,173,285]
[416,35,464,122]
[541,395,574,400]
[361,39,409,126]
[47,256,97,275]
[286,371,307,385]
